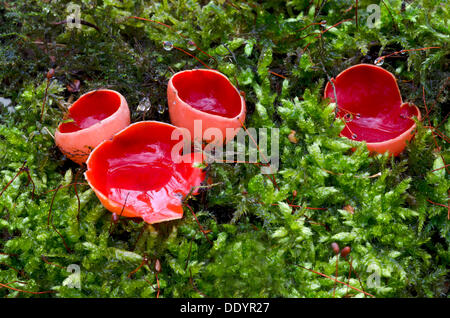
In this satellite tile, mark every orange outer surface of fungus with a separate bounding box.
[84,121,206,224]
[167,69,246,145]
[324,64,421,156]
[55,89,130,165]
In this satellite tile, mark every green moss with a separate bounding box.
[0,0,448,298]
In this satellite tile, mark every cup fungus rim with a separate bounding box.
[84,120,205,223]
[324,64,421,155]
[168,68,246,122]
[56,89,127,137]
[324,63,402,101]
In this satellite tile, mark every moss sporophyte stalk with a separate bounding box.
[0,0,448,298]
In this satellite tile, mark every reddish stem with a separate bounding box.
[39,182,88,196]
[128,257,147,278]
[378,47,441,64]
[298,265,375,297]
[185,204,213,244]
[303,18,353,52]
[426,199,448,209]
[41,255,66,269]
[172,46,212,69]
[155,272,160,298]
[425,126,450,143]
[0,252,18,257]
[332,255,339,297]
[128,16,173,30]
[0,282,56,295]
[297,22,324,32]
[128,16,216,68]
[430,164,450,173]
[108,192,130,235]
[268,70,287,79]
[0,161,30,198]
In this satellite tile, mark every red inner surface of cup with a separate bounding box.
[325,65,418,143]
[58,90,121,133]
[172,70,242,118]
[86,122,205,222]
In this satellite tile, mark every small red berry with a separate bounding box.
[331,242,340,255]
[46,68,55,80]
[155,259,161,273]
[341,246,351,258]
[288,130,298,144]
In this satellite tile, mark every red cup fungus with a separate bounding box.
[84,121,206,224]
[167,69,246,145]
[324,64,421,156]
[55,89,130,165]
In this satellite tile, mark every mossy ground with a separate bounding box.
[0,0,448,298]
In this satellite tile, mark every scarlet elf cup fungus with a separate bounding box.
[84,121,206,224]
[324,64,421,156]
[55,89,130,165]
[167,69,246,144]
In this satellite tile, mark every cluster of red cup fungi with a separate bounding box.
[55,69,246,224]
[55,64,419,224]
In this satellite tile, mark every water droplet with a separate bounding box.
[351,133,357,139]
[355,113,361,119]
[320,20,327,26]
[400,50,407,55]
[163,41,173,51]
[157,104,165,114]
[374,57,384,66]
[187,40,196,51]
[344,113,353,122]
[137,97,151,112]
[174,192,184,200]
